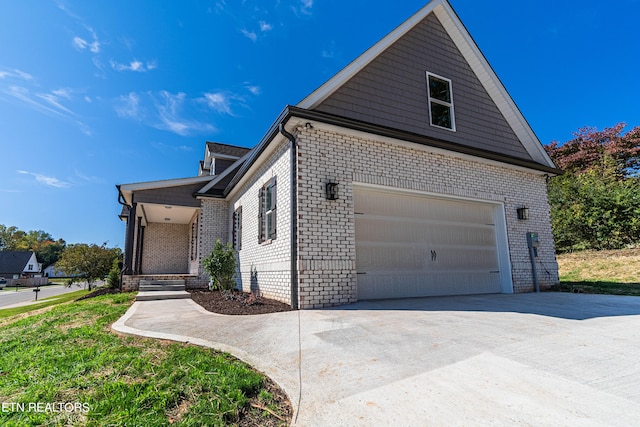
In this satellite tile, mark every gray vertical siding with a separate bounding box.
[314,13,532,161]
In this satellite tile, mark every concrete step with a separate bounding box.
[139,284,185,291]
[135,290,191,301]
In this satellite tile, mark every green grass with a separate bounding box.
[0,293,288,426]
[554,249,640,296]
[0,289,91,319]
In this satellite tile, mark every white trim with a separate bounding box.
[426,71,456,132]
[120,175,214,192]
[205,152,242,161]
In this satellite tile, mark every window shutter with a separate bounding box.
[258,187,264,243]
[271,179,277,239]
[237,206,242,250]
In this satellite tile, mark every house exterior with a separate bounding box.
[0,251,42,279]
[117,0,560,309]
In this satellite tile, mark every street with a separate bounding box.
[0,283,98,309]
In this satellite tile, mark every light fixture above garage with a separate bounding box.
[516,206,529,220]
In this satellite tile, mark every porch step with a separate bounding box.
[139,279,185,292]
[135,291,191,301]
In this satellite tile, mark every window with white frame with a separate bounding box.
[258,177,277,243]
[426,72,455,131]
[233,206,242,250]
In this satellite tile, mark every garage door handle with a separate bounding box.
[357,272,367,275]
[431,250,437,262]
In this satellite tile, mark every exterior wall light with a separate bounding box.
[517,206,529,220]
[325,182,338,200]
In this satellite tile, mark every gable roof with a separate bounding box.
[205,142,251,159]
[0,251,35,275]
[297,0,554,169]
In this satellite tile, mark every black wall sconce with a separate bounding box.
[517,206,530,220]
[325,181,338,200]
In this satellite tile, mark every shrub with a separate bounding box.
[202,240,237,291]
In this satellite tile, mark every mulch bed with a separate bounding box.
[189,290,293,315]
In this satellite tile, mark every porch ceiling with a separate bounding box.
[140,203,198,224]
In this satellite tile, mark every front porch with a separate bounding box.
[118,177,218,291]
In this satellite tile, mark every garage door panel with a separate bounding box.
[356,243,498,271]
[355,216,497,246]
[355,189,495,224]
[354,187,504,300]
[358,271,502,300]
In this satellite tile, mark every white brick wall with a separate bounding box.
[228,140,292,304]
[198,198,230,281]
[295,125,559,308]
[142,222,190,274]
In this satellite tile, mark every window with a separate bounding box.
[28,264,33,271]
[258,177,277,243]
[427,72,455,131]
[233,206,242,250]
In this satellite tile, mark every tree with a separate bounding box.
[202,240,237,291]
[56,243,122,290]
[0,225,66,269]
[546,123,640,177]
[545,123,640,251]
[0,225,25,251]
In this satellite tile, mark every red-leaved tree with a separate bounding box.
[545,123,640,177]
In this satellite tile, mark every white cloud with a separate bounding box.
[110,59,157,73]
[52,88,73,99]
[72,33,100,53]
[115,92,142,119]
[245,84,261,96]
[115,91,217,136]
[241,28,257,42]
[259,21,273,32]
[1,81,92,135]
[35,93,75,115]
[0,68,33,81]
[204,92,233,115]
[154,91,215,136]
[293,0,313,16]
[17,170,72,189]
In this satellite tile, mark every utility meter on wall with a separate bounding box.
[526,232,539,257]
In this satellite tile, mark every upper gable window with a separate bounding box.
[427,72,456,131]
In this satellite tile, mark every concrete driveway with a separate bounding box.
[113,293,640,426]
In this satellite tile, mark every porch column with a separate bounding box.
[123,202,137,274]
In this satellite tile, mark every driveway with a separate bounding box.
[113,293,640,426]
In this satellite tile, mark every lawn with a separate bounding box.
[0,289,91,319]
[554,248,640,295]
[0,293,290,426]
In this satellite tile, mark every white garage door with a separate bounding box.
[355,186,507,300]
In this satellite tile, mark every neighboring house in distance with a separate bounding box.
[0,251,42,279]
[43,263,69,278]
[117,0,561,309]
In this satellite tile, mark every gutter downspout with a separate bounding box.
[279,123,299,310]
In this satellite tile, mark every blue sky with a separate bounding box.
[1,0,639,248]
